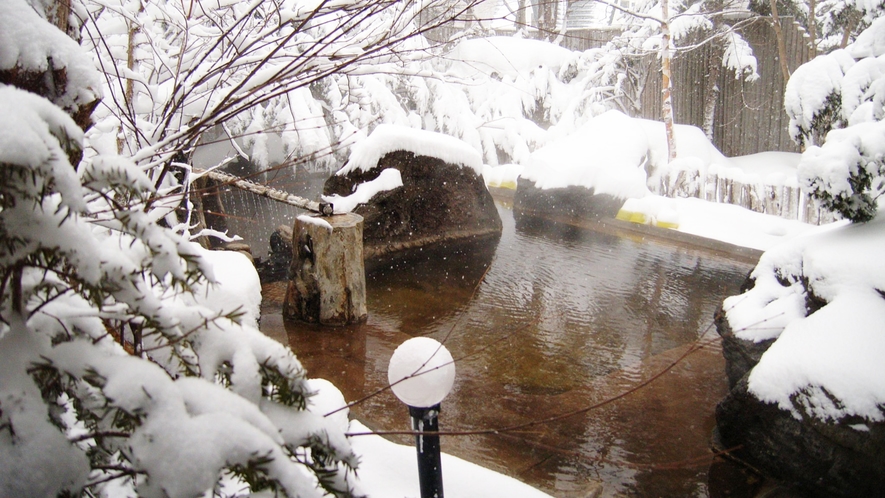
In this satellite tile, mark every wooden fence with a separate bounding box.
[425,13,815,156]
[633,17,815,156]
[656,168,834,225]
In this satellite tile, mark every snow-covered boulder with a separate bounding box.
[323,125,501,259]
[514,110,652,221]
[714,213,885,496]
[513,110,738,222]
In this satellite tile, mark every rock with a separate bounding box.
[715,305,775,389]
[323,150,501,259]
[716,375,885,498]
[255,225,293,283]
[715,276,885,497]
[219,241,253,264]
[513,177,625,221]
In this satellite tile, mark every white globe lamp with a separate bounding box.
[388,337,456,498]
[387,337,456,408]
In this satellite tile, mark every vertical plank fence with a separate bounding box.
[635,16,814,156]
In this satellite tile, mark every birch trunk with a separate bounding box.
[661,0,677,162]
[769,0,791,85]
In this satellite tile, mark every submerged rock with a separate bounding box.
[256,225,293,283]
[716,373,885,498]
[324,149,502,259]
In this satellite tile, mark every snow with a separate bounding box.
[521,110,651,198]
[298,214,335,232]
[444,37,574,78]
[520,110,740,200]
[191,248,263,329]
[725,151,801,188]
[0,85,87,213]
[620,196,816,250]
[849,16,885,59]
[348,421,552,498]
[722,30,759,82]
[303,379,553,497]
[723,212,885,422]
[336,124,484,177]
[798,120,885,207]
[388,337,456,408]
[483,163,524,189]
[322,168,404,214]
[784,49,855,141]
[0,0,101,111]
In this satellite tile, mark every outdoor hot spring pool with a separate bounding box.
[259,200,760,497]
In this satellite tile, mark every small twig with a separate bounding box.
[69,431,130,444]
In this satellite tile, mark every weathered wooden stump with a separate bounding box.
[283,213,367,326]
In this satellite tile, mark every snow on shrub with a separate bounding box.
[787,17,885,222]
[0,2,359,496]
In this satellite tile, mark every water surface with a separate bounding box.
[262,202,758,497]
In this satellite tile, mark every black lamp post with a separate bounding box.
[388,337,456,498]
[410,404,444,498]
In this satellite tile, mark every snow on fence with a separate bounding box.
[656,168,834,225]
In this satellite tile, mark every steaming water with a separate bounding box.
[259,199,759,497]
[212,167,328,258]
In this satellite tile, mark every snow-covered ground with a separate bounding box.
[307,377,552,498]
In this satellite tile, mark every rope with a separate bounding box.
[197,168,333,215]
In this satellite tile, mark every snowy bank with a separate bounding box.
[520,110,651,198]
[306,378,552,498]
[619,196,816,251]
[517,110,805,203]
[348,420,553,498]
[723,213,885,422]
[445,36,574,78]
[715,210,885,496]
[509,110,821,249]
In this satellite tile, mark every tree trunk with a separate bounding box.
[702,43,723,141]
[661,0,677,162]
[517,0,527,31]
[840,10,860,49]
[808,0,817,55]
[769,0,791,85]
[284,213,367,326]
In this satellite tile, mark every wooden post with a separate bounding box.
[284,213,367,326]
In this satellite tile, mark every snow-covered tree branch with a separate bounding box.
[787,14,885,222]
[3,0,505,495]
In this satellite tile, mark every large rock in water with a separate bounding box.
[511,111,654,221]
[513,177,626,221]
[714,277,885,497]
[324,149,501,259]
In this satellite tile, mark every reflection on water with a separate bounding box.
[265,202,758,497]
